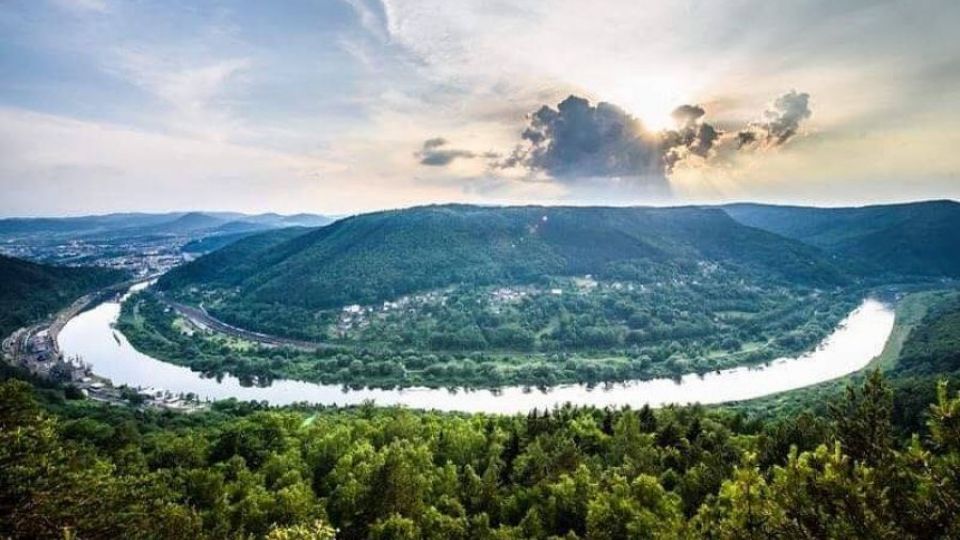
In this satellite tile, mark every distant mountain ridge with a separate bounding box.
[159,204,845,310]
[0,211,333,238]
[0,213,184,235]
[0,211,335,259]
[722,200,960,277]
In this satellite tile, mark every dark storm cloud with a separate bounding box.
[671,104,706,127]
[422,137,447,149]
[483,91,813,195]
[661,105,722,170]
[416,137,477,166]
[499,96,723,187]
[738,90,812,147]
[736,130,757,148]
[506,95,663,179]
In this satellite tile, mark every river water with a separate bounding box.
[57,286,895,414]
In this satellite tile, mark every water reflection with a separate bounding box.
[58,290,895,414]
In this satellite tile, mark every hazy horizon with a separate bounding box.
[1,197,959,220]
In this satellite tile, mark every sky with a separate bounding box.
[1,0,958,217]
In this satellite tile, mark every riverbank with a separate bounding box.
[1,279,207,413]
[58,284,895,413]
[720,289,949,418]
[125,283,863,390]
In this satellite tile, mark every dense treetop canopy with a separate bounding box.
[159,204,845,311]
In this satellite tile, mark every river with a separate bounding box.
[57,285,896,414]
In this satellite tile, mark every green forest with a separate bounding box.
[8,284,960,538]
[0,254,124,337]
[118,275,859,388]
[3,201,960,538]
[145,203,958,392]
[157,205,849,342]
[4,369,960,539]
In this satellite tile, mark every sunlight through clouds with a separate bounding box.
[0,0,958,215]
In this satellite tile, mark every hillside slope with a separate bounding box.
[894,292,960,377]
[166,226,317,279]
[723,200,960,276]
[0,255,125,337]
[160,204,844,310]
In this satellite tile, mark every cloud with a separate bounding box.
[107,50,252,142]
[497,95,732,197]
[495,91,820,200]
[661,105,721,170]
[340,0,393,43]
[736,130,757,148]
[0,107,346,216]
[504,96,663,179]
[422,137,446,149]
[738,90,812,148]
[671,104,706,127]
[415,137,477,166]
[52,0,109,13]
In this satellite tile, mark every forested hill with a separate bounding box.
[0,255,124,337]
[159,204,843,309]
[723,199,960,277]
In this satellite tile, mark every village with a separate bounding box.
[333,276,644,338]
[0,236,189,277]
[1,295,206,413]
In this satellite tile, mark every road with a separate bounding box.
[2,289,103,364]
[1,276,208,412]
[159,297,336,351]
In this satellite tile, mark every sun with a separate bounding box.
[632,103,677,132]
[607,75,689,132]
